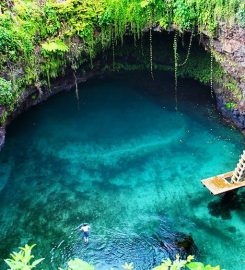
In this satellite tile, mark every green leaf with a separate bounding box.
[204,265,220,270]
[187,262,205,270]
[152,259,172,270]
[31,258,45,267]
[122,262,134,269]
[68,258,95,270]
[4,244,43,270]
[187,255,195,263]
[152,265,168,270]
[41,40,69,53]
[140,1,149,8]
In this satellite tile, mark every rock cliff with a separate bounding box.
[202,24,245,129]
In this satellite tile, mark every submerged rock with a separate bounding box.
[176,235,196,255]
[158,233,197,261]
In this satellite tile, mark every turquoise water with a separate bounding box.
[0,72,244,270]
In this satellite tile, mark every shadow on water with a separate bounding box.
[208,191,245,220]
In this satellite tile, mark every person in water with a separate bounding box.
[80,223,90,243]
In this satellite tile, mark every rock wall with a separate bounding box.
[201,24,245,130]
[0,126,5,148]
[0,66,103,149]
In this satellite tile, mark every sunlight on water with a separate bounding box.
[0,72,244,269]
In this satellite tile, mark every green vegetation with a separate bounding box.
[104,31,225,86]
[4,244,44,270]
[3,244,223,270]
[60,258,95,270]
[0,0,244,123]
[0,78,13,106]
[225,102,237,110]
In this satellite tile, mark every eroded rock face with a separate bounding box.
[201,24,245,129]
[0,127,5,150]
[0,105,5,149]
[203,24,245,92]
[0,67,102,149]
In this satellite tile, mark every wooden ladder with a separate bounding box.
[231,150,245,183]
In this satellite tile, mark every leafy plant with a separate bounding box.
[3,245,226,270]
[0,78,13,106]
[66,258,95,270]
[186,262,221,270]
[152,254,222,270]
[173,0,196,30]
[41,40,69,55]
[4,244,44,270]
[122,262,134,270]
[0,110,8,125]
[153,254,193,270]
[225,102,236,110]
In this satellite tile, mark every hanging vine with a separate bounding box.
[69,41,80,106]
[178,30,193,67]
[73,69,79,106]
[88,34,94,69]
[148,8,154,80]
[112,28,115,71]
[149,27,154,80]
[46,66,51,90]
[140,32,144,57]
[210,37,214,99]
[173,31,178,111]
[71,58,79,108]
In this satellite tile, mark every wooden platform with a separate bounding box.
[201,171,245,195]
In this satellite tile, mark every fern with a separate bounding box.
[41,40,69,54]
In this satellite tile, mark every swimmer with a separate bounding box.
[80,223,90,243]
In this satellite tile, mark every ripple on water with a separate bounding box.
[50,219,197,270]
